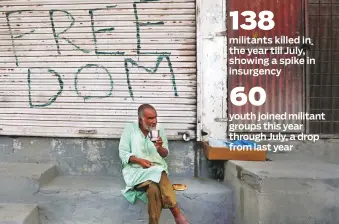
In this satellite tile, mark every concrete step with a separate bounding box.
[0,162,57,198]
[0,203,40,224]
[35,175,233,224]
[225,159,339,224]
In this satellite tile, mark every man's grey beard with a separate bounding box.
[140,118,156,131]
[146,125,156,132]
[142,122,155,132]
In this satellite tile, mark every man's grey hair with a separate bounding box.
[138,104,156,119]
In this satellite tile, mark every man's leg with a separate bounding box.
[158,171,176,208]
[146,182,162,224]
[158,172,189,224]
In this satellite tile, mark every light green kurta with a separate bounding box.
[119,122,169,204]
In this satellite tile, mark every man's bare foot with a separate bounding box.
[174,214,189,224]
[170,205,189,224]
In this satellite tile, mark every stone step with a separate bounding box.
[0,203,40,224]
[36,175,233,224]
[0,162,57,198]
[225,159,339,224]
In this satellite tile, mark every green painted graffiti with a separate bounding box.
[28,68,64,108]
[91,5,118,11]
[129,1,178,99]
[49,10,90,54]
[5,3,180,106]
[6,10,36,66]
[133,2,169,55]
[139,22,164,27]
[89,5,125,55]
[74,64,114,100]
[124,55,178,100]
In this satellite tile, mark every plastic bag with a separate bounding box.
[208,137,258,149]
[208,137,227,147]
[224,140,258,149]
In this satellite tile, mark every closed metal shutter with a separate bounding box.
[0,0,196,140]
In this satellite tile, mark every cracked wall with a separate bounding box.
[0,136,198,177]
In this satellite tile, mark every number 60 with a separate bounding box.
[230,87,266,106]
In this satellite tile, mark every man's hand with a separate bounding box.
[154,137,163,150]
[138,158,153,169]
[129,156,152,169]
[154,137,168,157]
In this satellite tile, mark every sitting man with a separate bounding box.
[119,104,189,224]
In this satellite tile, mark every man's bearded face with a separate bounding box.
[141,108,157,131]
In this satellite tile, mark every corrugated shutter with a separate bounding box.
[0,0,196,140]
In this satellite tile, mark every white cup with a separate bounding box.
[149,130,159,142]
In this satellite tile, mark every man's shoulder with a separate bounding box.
[122,122,137,131]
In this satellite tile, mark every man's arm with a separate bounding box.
[129,156,140,164]
[155,143,168,157]
[129,156,152,168]
[119,124,135,165]
[119,125,153,168]
[155,127,169,157]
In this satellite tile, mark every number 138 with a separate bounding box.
[230,11,275,31]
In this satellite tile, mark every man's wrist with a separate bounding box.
[129,156,142,164]
[157,146,168,157]
[156,145,164,151]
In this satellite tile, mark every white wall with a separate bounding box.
[197,0,228,141]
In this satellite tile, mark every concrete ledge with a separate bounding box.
[0,162,57,197]
[39,175,124,195]
[0,203,40,224]
[37,176,233,224]
[229,160,339,193]
[225,159,339,224]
